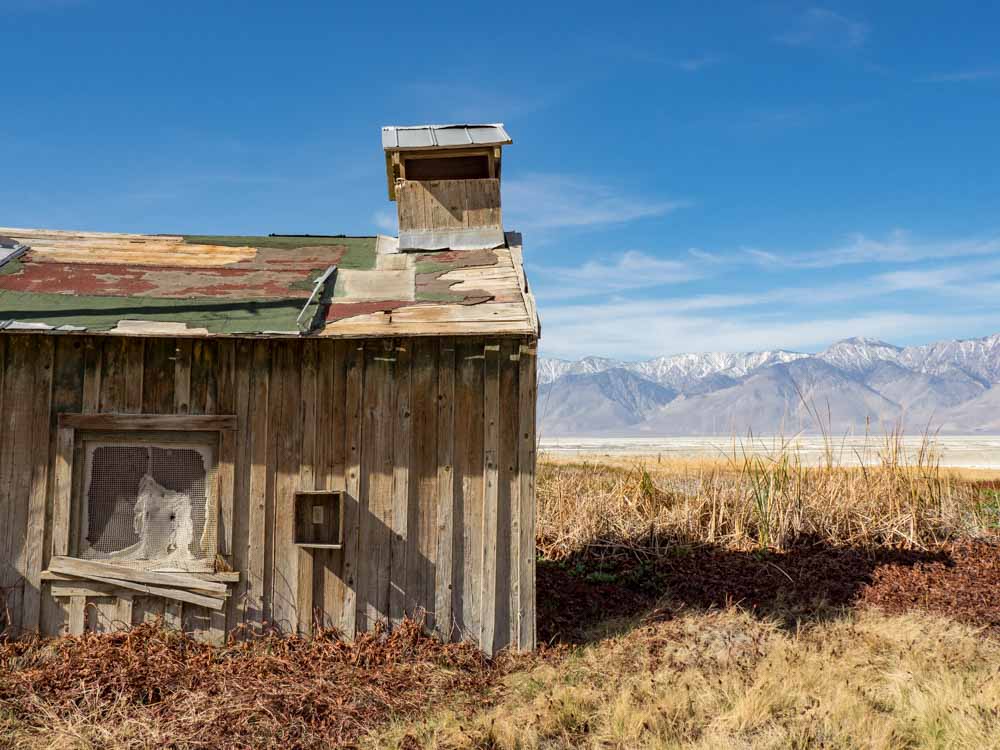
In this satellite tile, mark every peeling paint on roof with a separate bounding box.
[0,228,538,338]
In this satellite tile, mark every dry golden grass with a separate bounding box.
[371,609,1000,750]
[537,433,996,558]
[4,434,998,750]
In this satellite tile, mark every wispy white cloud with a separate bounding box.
[746,230,1000,269]
[533,235,1000,357]
[605,47,723,73]
[919,69,1000,83]
[372,210,396,234]
[540,303,1000,360]
[504,173,689,231]
[675,55,722,72]
[775,7,870,50]
[534,250,705,300]
[877,257,1000,292]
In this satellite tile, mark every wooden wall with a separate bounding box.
[0,333,537,654]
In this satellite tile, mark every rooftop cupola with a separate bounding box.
[381,123,512,251]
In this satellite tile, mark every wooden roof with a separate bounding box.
[0,228,539,339]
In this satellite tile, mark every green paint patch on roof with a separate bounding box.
[413,259,456,275]
[0,290,309,334]
[0,259,25,276]
[415,290,466,303]
[181,235,378,270]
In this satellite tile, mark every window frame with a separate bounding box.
[52,413,237,573]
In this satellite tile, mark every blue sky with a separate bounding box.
[3,1,1000,360]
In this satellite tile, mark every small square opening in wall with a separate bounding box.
[294,491,344,548]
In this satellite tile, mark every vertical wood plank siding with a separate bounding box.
[0,333,536,653]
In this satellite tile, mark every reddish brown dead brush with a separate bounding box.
[0,619,507,749]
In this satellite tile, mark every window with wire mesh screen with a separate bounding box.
[76,434,218,572]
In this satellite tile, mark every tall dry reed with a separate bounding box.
[536,432,992,559]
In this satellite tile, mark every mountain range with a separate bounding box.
[538,333,1000,436]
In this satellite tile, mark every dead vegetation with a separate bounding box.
[0,620,507,749]
[537,432,994,558]
[4,434,1000,749]
[374,609,1000,749]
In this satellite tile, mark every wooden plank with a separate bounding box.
[59,413,237,431]
[297,340,318,635]
[132,595,164,625]
[20,336,54,633]
[48,557,228,595]
[479,343,501,654]
[81,338,102,413]
[115,594,134,631]
[271,342,303,633]
[358,341,395,633]
[174,339,192,414]
[190,340,232,590]
[90,597,118,634]
[164,600,182,630]
[434,341,456,640]
[228,340,254,633]
[142,337,175,414]
[40,572,240,584]
[83,574,225,611]
[41,569,240,583]
[91,341,138,636]
[0,335,10,634]
[123,339,145,412]
[389,342,411,630]
[68,595,85,635]
[516,343,537,651]
[499,341,520,651]
[183,605,211,642]
[454,340,485,642]
[406,338,438,628]
[49,427,75,558]
[209,609,227,645]
[99,337,128,413]
[215,341,237,561]
[311,341,333,626]
[319,340,347,631]
[262,342,281,626]
[397,179,500,232]
[246,341,270,632]
[217,437,237,560]
[133,596,164,625]
[41,337,85,636]
[189,340,212,415]
[0,335,38,634]
[50,581,117,597]
[339,342,364,638]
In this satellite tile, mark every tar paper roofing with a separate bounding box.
[0,228,538,339]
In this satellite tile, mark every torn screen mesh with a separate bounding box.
[80,441,216,571]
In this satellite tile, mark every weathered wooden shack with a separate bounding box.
[0,123,539,654]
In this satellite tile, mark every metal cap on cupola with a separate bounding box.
[381,123,512,252]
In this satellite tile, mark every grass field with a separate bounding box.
[3,437,1000,749]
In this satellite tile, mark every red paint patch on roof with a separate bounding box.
[0,261,321,299]
[325,299,414,322]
